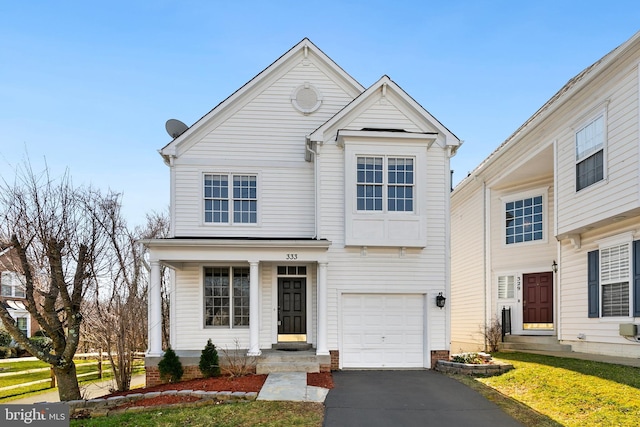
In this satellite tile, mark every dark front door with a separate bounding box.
[523,272,553,324]
[278,277,306,336]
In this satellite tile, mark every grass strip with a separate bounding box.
[70,401,324,427]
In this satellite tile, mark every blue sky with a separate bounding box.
[1,1,639,227]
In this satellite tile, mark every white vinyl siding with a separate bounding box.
[557,62,640,235]
[171,56,355,237]
[450,186,487,352]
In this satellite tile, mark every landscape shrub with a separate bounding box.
[199,339,221,378]
[0,346,12,359]
[0,330,11,347]
[158,346,184,383]
[29,336,53,354]
[451,352,485,364]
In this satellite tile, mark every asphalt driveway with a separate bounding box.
[323,370,523,427]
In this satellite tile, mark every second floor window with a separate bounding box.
[575,115,604,191]
[505,195,543,244]
[204,174,257,224]
[1,271,25,298]
[356,156,414,212]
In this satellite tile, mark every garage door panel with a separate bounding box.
[342,294,425,368]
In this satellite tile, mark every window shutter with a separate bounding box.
[588,250,599,318]
[633,240,640,317]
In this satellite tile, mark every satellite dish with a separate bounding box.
[165,119,188,139]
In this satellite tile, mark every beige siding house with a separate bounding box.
[451,31,640,358]
[142,39,460,383]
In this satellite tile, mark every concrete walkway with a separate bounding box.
[8,374,146,404]
[256,372,329,402]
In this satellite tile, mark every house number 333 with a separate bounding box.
[286,253,298,260]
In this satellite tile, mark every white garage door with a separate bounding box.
[342,294,425,368]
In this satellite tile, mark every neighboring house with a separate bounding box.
[0,245,32,338]
[451,31,640,358]
[142,38,460,384]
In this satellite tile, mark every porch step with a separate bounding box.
[500,335,572,353]
[256,350,321,374]
[271,343,313,351]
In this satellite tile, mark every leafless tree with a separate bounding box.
[0,163,112,401]
[81,195,147,392]
[81,209,170,392]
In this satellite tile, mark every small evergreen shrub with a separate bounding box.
[0,346,12,359]
[0,330,11,347]
[199,339,221,378]
[451,352,485,364]
[158,346,184,383]
[29,336,53,354]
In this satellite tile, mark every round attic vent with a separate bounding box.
[291,83,322,114]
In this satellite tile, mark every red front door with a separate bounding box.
[523,272,553,324]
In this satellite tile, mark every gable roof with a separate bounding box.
[160,38,365,162]
[454,30,640,192]
[308,75,460,151]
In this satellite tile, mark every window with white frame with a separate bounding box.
[498,275,516,299]
[505,195,543,244]
[204,267,250,327]
[204,174,257,224]
[600,242,631,317]
[575,114,604,191]
[1,271,25,298]
[16,317,28,336]
[356,156,414,212]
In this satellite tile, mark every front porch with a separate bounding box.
[500,335,572,353]
[145,347,333,387]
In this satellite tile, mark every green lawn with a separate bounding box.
[462,352,640,427]
[0,359,144,401]
[70,401,324,427]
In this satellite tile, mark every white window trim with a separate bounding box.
[202,265,251,329]
[500,187,549,247]
[596,232,633,320]
[201,171,261,227]
[573,106,608,192]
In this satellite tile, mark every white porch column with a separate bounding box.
[148,260,163,356]
[247,261,261,356]
[316,262,329,355]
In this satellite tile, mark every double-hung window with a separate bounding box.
[1,271,25,298]
[356,156,414,212]
[204,267,250,327]
[204,174,257,224]
[600,242,631,317]
[588,238,639,318]
[575,115,604,191]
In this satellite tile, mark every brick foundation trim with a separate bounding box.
[430,350,450,369]
[329,350,339,370]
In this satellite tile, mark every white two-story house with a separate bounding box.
[451,31,640,358]
[142,38,460,384]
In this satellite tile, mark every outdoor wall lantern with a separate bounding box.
[436,292,446,309]
[552,260,558,273]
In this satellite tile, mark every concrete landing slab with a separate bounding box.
[257,372,329,402]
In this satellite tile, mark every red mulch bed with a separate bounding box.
[101,372,333,408]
